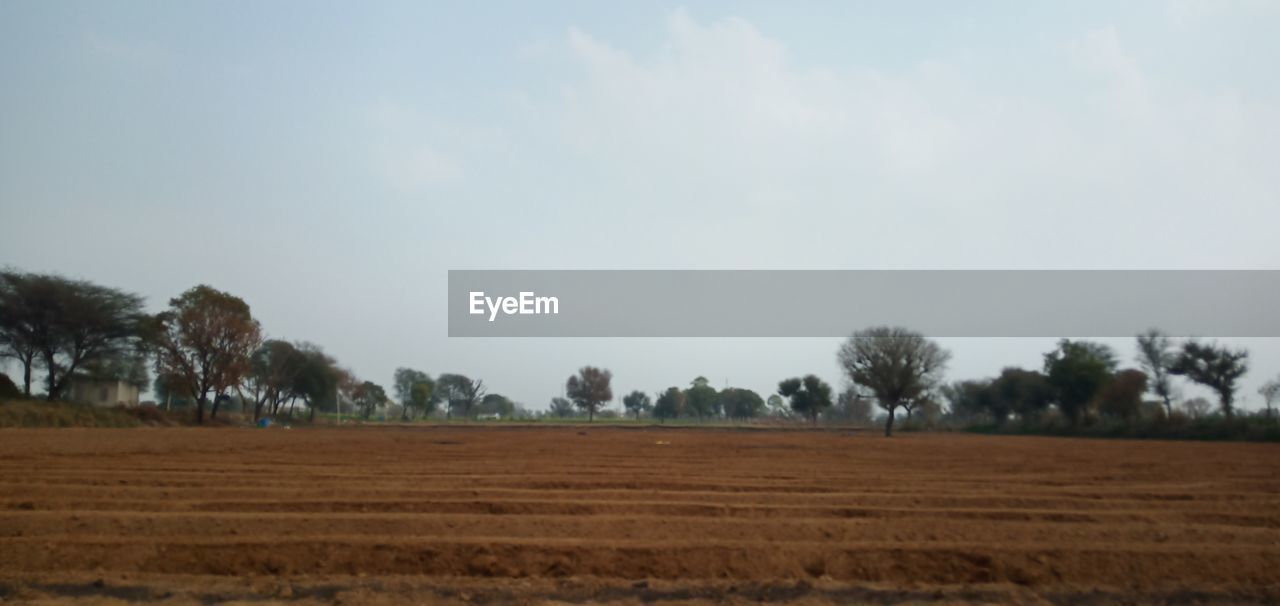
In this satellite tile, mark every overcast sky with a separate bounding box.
[2,1,1279,411]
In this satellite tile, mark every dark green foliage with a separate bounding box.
[652,387,684,422]
[622,390,651,420]
[777,375,833,425]
[437,373,484,420]
[354,380,389,419]
[0,271,146,400]
[838,326,950,436]
[1170,341,1248,418]
[394,368,437,420]
[479,393,515,418]
[1043,339,1117,425]
[291,343,342,421]
[565,366,612,422]
[718,387,765,420]
[990,367,1054,423]
[548,396,576,418]
[683,378,717,420]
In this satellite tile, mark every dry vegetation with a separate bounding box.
[1,426,1278,604]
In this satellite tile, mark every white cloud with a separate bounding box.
[531,9,1280,269]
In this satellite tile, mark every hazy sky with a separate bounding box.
[3,1,1279,411]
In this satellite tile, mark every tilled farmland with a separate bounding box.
[1,425,1278,604]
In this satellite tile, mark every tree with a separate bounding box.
[1259,376,1280,419]
[652,387,684,423]
[1042,339,1117,425]
[353,380,389,420]
[1095,369,1148,423]
[765,394,790,418]
[0,271,146,399]
[719,387,765,421]
[777,375,833,425]
[990,367,1054,423]
[1136,329,1177,417]
[479,393,515,418]
[393,368,437,421]
[1169,341,1248,418]
[565,366,612,422]
[622,390,652,421]
[437,373,484,420]
[683,377,718,420]
[838,326,950,436]
[239,340,304,421]
[150,285,262,424]
[548,396,576,418]
[942,379,994,423]
[291,343,342,422]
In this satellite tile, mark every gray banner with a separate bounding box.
[447,270,1279,337]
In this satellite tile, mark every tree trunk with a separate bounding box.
[589,407,594,423]
[884,405,896,437]
[1221,393,1234,419]
[196,396,206,425]
[1162,395,1173,418]
[21,354,32,397]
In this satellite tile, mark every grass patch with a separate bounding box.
[0,399,177,428]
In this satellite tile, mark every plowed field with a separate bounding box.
[1,426,1278,604]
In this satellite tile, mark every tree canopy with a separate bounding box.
[566,366,612,422]
[837,326,949,436]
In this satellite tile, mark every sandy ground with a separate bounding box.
[1,425,1278,604]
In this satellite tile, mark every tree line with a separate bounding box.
[3,269,1278,434]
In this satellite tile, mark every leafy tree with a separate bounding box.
[437,373,485,420]
[719,387,765,420]
[479,393,515,418]
[652,387,684,423]
[1135,329,1177,417]
[0,271,146,400]
[393,368,437,420]
[1259,376,1280,419]
[353,380,389,419]
[1169,341,1248,418]
[777,375,833,425]
[548,396,576,418]
[1095,369,1148,422]
[239,340,304,421]
[566,366,612,422]
[942,379,994,423]
[1042,339,1117,425]
[150,285,262,424]
[683,378,718,420]
[291,343,342,422]
[990,367,1054,423]
[838,326,950,436]
[622,390,652,420]
[765,394,789,418]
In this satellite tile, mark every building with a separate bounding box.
[69,378,140,407]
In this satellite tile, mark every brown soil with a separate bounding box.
[1,426,1278,604]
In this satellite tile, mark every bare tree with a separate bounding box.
[1258,376,1280,419]
[1135,329,1177,416]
